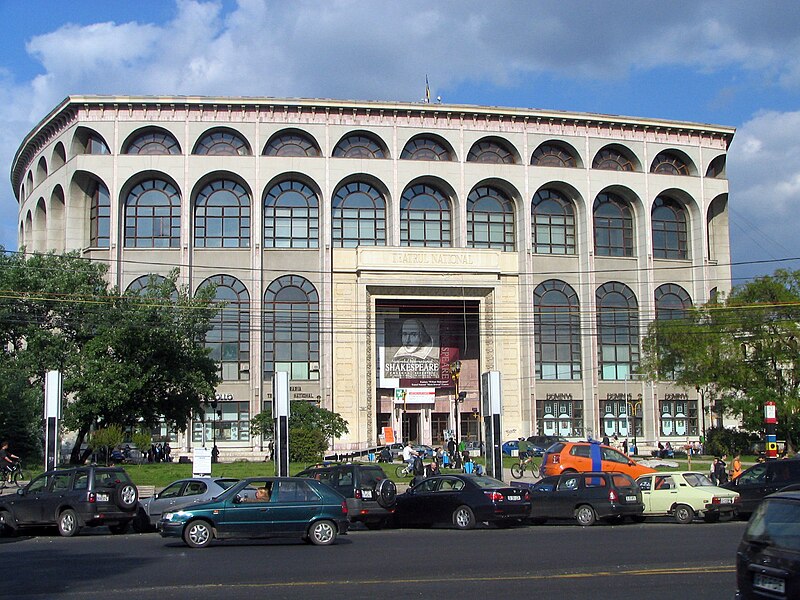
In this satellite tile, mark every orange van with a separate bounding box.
[540,442,657,479]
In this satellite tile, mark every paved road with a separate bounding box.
[0,518,745,600]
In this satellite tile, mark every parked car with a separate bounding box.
[722,458,800,517]
[527,471,644,526]
[296,463,396,529]
[412,444,435,459]
[391,474,531,530]
[540,441,657,479]
[132,476,239,532]
[526,435,567,456]
[736,488,800,599]
[385,443,405,460]
[0,465,138,537]
[501,440,519,456]
[158,477,349,548]
[635,471,740,524]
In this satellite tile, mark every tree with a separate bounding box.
[90,425,124,465]
[0,250,221,463]
[250,401,349,461]
[642,268,800,446]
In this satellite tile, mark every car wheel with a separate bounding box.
[575,504,596,526]
[308,520,337,545]
[703,512,720,523]
[0,510,15,536]
[132,508,152,533]
[183,519,213,548]
[108,521,130,535]
[674,504,694,525]
[452,505,476,530]
[114,483,138,511]
[718,512,734,522]
[375,478,397,509]
[58,509,81,537]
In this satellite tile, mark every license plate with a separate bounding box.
[507,495,521,501]
[754,573,785,594]
[720,497,733,504]
[625,495,637,502]
[362,490,373,499]
[97,493,109,502]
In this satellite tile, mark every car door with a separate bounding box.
[647,475,678,514]
[601,446,632,473]
[218,480,275,537]
[732,463,769,513]
[431,477,467,523]
[13,474,52,524]
[567,445,592,471]
[147,481,187,520]
[397,478,439,525]
[552,474,582,519]
[40,472,73,524]
[637,476,654,512]
[268,480,323,533]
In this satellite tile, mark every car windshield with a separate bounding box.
[683,473,715,487]
[469,476,506,489]
[745,499,800,551]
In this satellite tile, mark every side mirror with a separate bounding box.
[16,488,25,496]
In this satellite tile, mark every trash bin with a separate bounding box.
[368,452,375,462]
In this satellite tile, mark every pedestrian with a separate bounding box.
[211,444,220,463]
[622,438,629,455]
[714,455,728,485]
[164,442,172,462]
[446,437,456,465]
[731,454,743,479]
[602,434,610,446]
[710,457,719,485]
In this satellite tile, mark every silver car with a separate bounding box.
[132,477,238,532]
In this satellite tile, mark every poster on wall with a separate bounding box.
[379,316,458,388]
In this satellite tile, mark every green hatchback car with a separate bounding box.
[158,476,349,548]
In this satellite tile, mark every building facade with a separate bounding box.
[11,96,733,458]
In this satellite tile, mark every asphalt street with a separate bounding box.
[0,518,746,600]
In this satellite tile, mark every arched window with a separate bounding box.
[592,147,635,171]
[467,186,515,251]
[263,131,321,157]
[126,274,177,299]
[263,180,319,248]
[87,134,111,155]
[706,155,726,178]
[400,183,451,247]
[89,181,111,248]
[332,182,386,247]
[263,275,319,380]
[332,133,387,159]
[652,196,688,259]
[194,180,250,248]
[531,143,578,168]
[534,280,581,380]
[655,284,692,320]
[593,193,633,257]
[532,189,575,254]
[36,157,48,182]
[124,130,181,155]
[650,152,690,175]
[194,130,250,156]
[400,136,453,161]
[596,282,639,380]
[124,180,181,248]
[467,140,516,164]
[199,275,250,381]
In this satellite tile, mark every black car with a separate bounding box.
[296,463,396,529]
[0,465,138,537]
[723,458,800,517]
[391,474,531,530]
[736,489,800,599]
[526,471,643,526]
[526,435,567,456]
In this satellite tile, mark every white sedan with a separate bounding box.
[635,471,740,524]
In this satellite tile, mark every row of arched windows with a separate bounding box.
[20,124,728,200]
[534,280,692,381]
[89,176,692,258]
[129,273,691,384]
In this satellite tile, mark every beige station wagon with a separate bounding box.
[635,471,740,524]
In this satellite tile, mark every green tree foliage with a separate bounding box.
[0,357,42,462]
[90,425,125,465]
[250,401,349,461]
[0,250,221,463]
[642,269,800,446]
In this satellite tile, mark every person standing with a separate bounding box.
[622,438,629,455]
[710,457,719,485]
[731,454,743,479]
[446,437,456,466]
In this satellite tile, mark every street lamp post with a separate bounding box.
[449,360,462,446]
[625,374,644,455]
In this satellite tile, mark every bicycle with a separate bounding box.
[1,461,26,489]
[510,455,538,479]
[395,462,415,478]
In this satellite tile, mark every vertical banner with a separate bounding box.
[481,371,503,480]
[44,370,62,472]
[273,372,290,476]
[764,401,778,459]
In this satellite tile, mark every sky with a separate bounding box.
[1,0,799,284]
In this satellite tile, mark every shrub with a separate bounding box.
[704,426,753,457]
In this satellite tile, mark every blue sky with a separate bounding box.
[2,0,800,283]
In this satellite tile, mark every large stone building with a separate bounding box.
[11,95,733,458]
